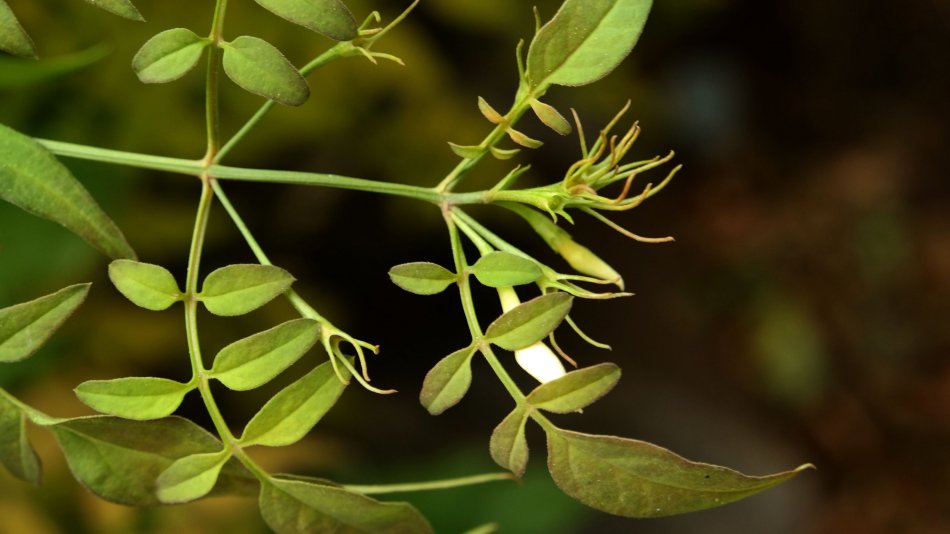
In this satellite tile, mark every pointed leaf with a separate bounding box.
[0,0,36,58]
[477,96,504,124]
[79,0,143,21]
[132,28,208,84]
[530,99,572,135]
[0,283,90,363]
[156,450,230,504]
[448,142,483,159]
[388,262,457,296]
[74,377,193,420]
[199,264,295,316]
[108,259,182,311]
[48,416,249,505]
[506,128,543,149]
[470,251,542,288]
[211,318,319,391]
[527,0,652,88]
[260,478,433,534]
[526,363,620,413]
[485,292,573,351]
[420,345,477,416]
[0,124,136,259]
[241,359,348,447]
[253,0,357,41]
[0,391,41,485]
[489,146,520,160]
[489,405,530,477]
[221,36,309,106]
[546,428,813,517]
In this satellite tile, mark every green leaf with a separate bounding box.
[132,28,208,84]
[470,251,542,288]
[485,292,573,351]
[241,360,348,447]
[489,405,530,477]
[156,450,230,504]
[48,416,254,506]
[526,363,620,413]
[253,0,358,41]
[419,345,477,416]
[0,124,137,259]
[448,142,483,159]
[199,264,295,316]
[0,0,36,58]
[388,262,457,296]
[527,0,652,88]
[79,0,144,21]
[210,318,320,391]
[0,391,41,485]
[0,45,110,89]
[259,478,433,534]
[221,36,309,106]
[530,99,572,135]
[546,428,813,517]
[74,377,193,420]
[489,146,520,160]
[108,259,182,311]
[506,128,543,149]
[0,283,90,363]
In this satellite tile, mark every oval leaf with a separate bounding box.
[470,251,542,288]
[156,450,230,504]
[530,99,572,135]
[419,345,477,416]
[485,292,573,351]
[241,359,348,447]
[74,377,193,420]
[388,262,457,296]
[109,259,182,311]
[546,428,813,517]
[489,405,530,478]
[527,0,652,88]
[0,0,36,58]
[210,318,320,391]
[0,391,42,485]
[526,363,620,413]
[199,264,295,316]
[221,36,309,106]
[0,124,136,259]
[48,416,248,506]
[0,283,90,363]
[132,28,208,84]
[260,478,433,534]
[79,0,143,20]
[253,0,358,41]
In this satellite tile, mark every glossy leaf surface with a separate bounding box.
[74,377,192,420]
[388,262,457,296]
[419,345,477,416]
[0,124,136,259]
[526,363,620,413]
[211,318,319,391]
[253,0,358,41]
[221,36,309,106]
[199,264,294,316]
[132,28,207,83]
[470,251,542,288]
[109,260,182,311]
[485,292,573,351]
[489,405,530,477]
[0,284,89,363]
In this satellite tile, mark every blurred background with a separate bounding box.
[1,0,948,532]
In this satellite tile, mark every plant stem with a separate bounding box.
[204,0,229,161]
[0,388,63,426]
[37,139,203,175]
[343,472,515,495]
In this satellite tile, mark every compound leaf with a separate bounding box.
[388,262,457,296]
[0,283,90,363]
[241,359,348,447]
[489,405,530,477]
[210,318,320,391]
[260,478,433,534]
[156,449,230,504]
[221,36,309,106]
[470,251,542,288]
[253,0,358,41]
[74,377,193,420]
[527,0,652,88]
[526,363,620,413]
[79,0,144,21]
[108,260,182,311]
[132,28,208,83]
[0,0,36,58]
[546,427,813,517]
[0,124,136,260]
[485,292,573,351]
[419,345,477,416]
[0,391,41,485]
[199,264,295,316]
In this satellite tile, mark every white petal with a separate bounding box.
[515,342,566,383]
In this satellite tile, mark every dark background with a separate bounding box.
[1,0,948,532]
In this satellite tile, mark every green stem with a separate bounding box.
[37,139,203,175]
[204,0,229,160]
[343,472,515,495]
[0,388,63,426]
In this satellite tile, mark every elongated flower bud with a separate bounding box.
[497,287,566,384]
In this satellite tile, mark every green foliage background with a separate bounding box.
[1,0,949,532]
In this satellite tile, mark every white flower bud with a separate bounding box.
[515,341,567,384]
